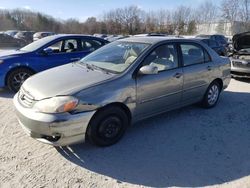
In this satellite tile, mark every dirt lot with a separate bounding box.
[0,78,250,188]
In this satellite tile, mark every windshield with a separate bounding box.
[20,35,56,52]
[79,41,150,73]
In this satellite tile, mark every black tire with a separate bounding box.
[87,106,129,147]
[201,81,221,108]
[7,68,34,92]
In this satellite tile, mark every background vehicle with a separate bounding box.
[104,35,128,42]
[196,34,228,48]
[33,32,56,41]
[230,32,250,78]
[14,37,231,147]
[0,34,109,92]
[93,33,108,39]
[14,31,35,44]
[0,33,26,48]
[196,38,228,56]
[4,30,19,37]
[134,33,168,37]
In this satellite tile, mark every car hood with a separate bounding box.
[0,50,27,59]
[233,32,250,51]
[22,63,116,100]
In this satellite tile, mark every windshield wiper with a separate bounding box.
[78,62,111,74]
[87,64,111,74]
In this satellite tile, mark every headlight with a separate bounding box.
[34,96,79,113]
[0,60,4,64]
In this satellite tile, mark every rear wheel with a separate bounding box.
[7,68,34,92]
[87,106,129,146]
[201,81,221,108]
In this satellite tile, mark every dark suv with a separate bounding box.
[195,38,228,56]
[196,34,228,47]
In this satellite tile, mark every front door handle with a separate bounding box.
[174,73,182,78]
[207,66,212,71]
[70,58,81,61]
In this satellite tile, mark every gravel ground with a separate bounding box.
[0,78,250,188]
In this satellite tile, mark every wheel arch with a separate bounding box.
[100,102,131,122]
[211,78,223,91]
[88,102,132,127]
[5,66,36,86]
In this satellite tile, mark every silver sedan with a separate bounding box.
[14,37,231,146]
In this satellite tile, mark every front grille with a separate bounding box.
[18,88,35,108]
[232,61,250,68]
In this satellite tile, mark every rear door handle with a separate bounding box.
[207,66,212,71]
[70,58,81,61]
[174,73,182,78]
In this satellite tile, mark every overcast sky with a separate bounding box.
[0,0,221,21]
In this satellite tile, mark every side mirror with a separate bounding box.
[139,65,158,75]
[42,48,53,55]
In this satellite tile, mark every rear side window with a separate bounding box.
[64,39,78,52]
[180,43,210,66]
[80,39,103,52]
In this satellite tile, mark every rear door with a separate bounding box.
[179,42,214,105]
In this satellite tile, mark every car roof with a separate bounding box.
[35,31,55,34]
[119,36,201,44]
[45,34,108,41]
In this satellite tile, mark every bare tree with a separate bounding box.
[221,0,240,23]
[172,6,191,34]
[3,1,248,36]
[195,1,218,23]
[238,0,250,22]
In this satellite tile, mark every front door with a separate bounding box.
[135,44,183,118]
[33,38,83,72]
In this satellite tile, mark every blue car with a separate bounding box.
[0,34,109,92]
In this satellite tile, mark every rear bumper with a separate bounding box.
[13,94,95,146]
[231,65,250,78]
[231,71,250,78]
[231,58,250,78]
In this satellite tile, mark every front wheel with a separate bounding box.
[201,81,221,108]
[87,106,129,147]
[7,68,34,92]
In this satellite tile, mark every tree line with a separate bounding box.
[0,0,249,35]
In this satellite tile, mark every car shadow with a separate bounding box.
[0,88,15,98]
[56,90,250,187]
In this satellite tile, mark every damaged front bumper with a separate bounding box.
[13,94,96,146]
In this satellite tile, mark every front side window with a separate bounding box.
[46,41,63,53]
[180,43,205,66]
[80,41,150,73]
[45,39,78,54]
[143,44,178,72]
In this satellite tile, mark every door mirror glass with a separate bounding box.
[42,47,53,55]
[139,65,158,75]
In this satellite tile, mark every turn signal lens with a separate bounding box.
[63,101,78,112]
